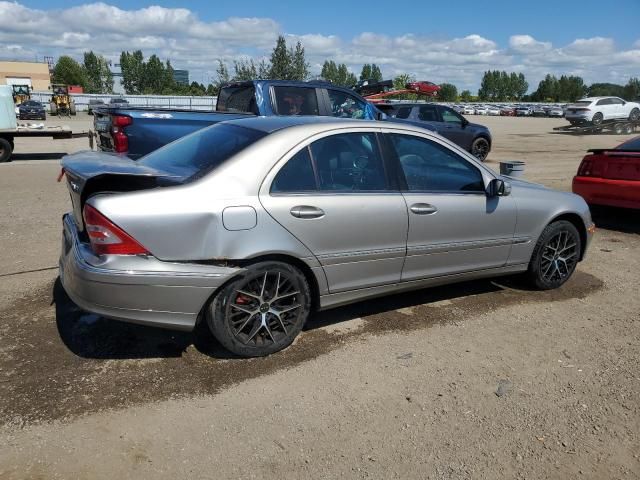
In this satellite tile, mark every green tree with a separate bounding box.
[588,82,625,97]
[460,90,472,102]
[120,50,145,94]
[290,41,309,81]
[269,35,291,80]
[624,77,640,101]
[370,64,382,82]
[321,60,339,82]
[216,60,230,87]
[233,59,258,81]
[360,64,372,81]
[438,83,458,102]
[534,74,560,101]
[52,56,88,88]
[516,73,528,100]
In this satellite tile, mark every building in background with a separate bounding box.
[0,61,51,91]
[173,69,189,85]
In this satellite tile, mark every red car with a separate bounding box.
[572,136,640,210]
[405,81,441,96]
[500,107,516,116]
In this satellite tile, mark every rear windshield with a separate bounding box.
[217,85,258,113]
[572,101,591,106]
[138,123,266,179]
[617,136,640,151]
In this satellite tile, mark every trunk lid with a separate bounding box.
[61,151,182,231]
[581,150,640,181]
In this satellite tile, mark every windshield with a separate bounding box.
[138,123,267,179]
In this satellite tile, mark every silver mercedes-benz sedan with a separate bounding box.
[59,117,595,357]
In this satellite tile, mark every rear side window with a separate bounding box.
[273,87,319,115]
[395,107,412,119]
[388,134,484,192]
[271,147,317,193]
[138,124,266,179]
[418,105,439,122]
[310,132,387,191]
[596,98,611,106]
[217,85,258,113]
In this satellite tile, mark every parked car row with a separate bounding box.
[451,103,567,118]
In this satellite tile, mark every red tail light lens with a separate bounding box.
[83,204,149,255]
[111,115,132,153]
[577,156,593,176]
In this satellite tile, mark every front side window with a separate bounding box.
[441,108,463,125]
[610,98,624,105]
[388,134,485,192]
[327,90,367,119]
[273,86,319,115]
[310,133,387,191]
[271,147,317,193]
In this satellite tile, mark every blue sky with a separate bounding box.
[4,0,640,91]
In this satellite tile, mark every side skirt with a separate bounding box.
[318,264,528,311]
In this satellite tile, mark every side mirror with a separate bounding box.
[486,178,511,197]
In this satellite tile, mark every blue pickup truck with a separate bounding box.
[93,79,491,160]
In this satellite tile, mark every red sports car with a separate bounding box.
[405,81,441,96]
[572,136,640,210]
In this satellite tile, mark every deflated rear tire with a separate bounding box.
[207,261,311,357]
[526,220,581,290]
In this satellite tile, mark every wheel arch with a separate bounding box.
[547,212,588,261]
[195,253,323,326]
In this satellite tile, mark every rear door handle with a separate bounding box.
[290,205,325,219]
[410,203,438,215]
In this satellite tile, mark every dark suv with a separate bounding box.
[377,103,492,161]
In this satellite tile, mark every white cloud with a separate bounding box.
[0,1,637,92]
[509,35,552,54]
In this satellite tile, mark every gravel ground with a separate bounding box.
[0,114,638,479]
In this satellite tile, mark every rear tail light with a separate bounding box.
[111,115,132,153]
[83,204,149,255]
[577,156,593,176]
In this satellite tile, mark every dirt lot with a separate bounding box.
[1,114,638,479]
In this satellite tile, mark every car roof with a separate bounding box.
[579,97,619,102]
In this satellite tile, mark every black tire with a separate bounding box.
[591,112,603,126]
[527,220,581,290]
[471,137,490,161]
[623,123,633,134]
[613,123,624,134]
[0,137,13,163]
[207,261,312,357]
[629,108,640,122]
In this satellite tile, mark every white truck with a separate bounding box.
[0,85,87,162]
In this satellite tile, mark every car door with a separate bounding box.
[437,106,471,150]
[609,97,626,119]
[595,98,613,119]
[382,130,517,281]
[260,130,408,293]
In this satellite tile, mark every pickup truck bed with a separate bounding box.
[93,107,251,159]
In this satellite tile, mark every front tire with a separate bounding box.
[471,137,490,161]
[207,261,312,357]
[527,220,581,290]
[0,137,13,163]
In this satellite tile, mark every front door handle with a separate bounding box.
[410,203,438,215]
[290,205,325,219]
